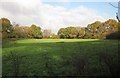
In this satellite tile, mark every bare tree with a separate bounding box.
[43,29,52,38]
[117,1,120,22]
[109,1,120,22]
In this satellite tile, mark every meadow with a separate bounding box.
[2,39,119,77]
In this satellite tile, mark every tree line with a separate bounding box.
[0,18,120,39]
[0,18,42,39]
[58,20,120,39]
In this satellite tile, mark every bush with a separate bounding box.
[106,32,120,39]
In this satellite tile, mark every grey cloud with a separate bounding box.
[1,2,22,15]
[1,2,40,16]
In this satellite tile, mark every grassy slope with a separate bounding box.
[2,39,119,76]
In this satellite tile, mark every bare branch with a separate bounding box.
[109,3,118,8]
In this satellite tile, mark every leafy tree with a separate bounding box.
[85,21,103,39]
[1,18,118,39]
[84,19,118,39]
[14,26,30,38]
[13,25,43,39]
[0,18,43,39]
[30,24,42,39]
[0,18,13,38]
[65,27,78,39]
[57,28,67,39]
[50,34,59,39]
[102,19,118,39]
[76,27,86,39]
[106,21,120,39]
[58,27,79,39]
[58,19,118,39]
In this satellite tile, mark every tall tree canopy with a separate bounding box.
[30,24,42,38]
[58,19,119,39]
[0,18,13,38]
[0,18,43,39]
[1,18,119,39]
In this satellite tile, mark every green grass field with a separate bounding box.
[2,39,119,76]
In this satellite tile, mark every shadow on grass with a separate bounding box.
[2,39,120,77]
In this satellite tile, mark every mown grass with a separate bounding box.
[2,39,119,76]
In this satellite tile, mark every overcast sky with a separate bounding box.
[0,0,118,33]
